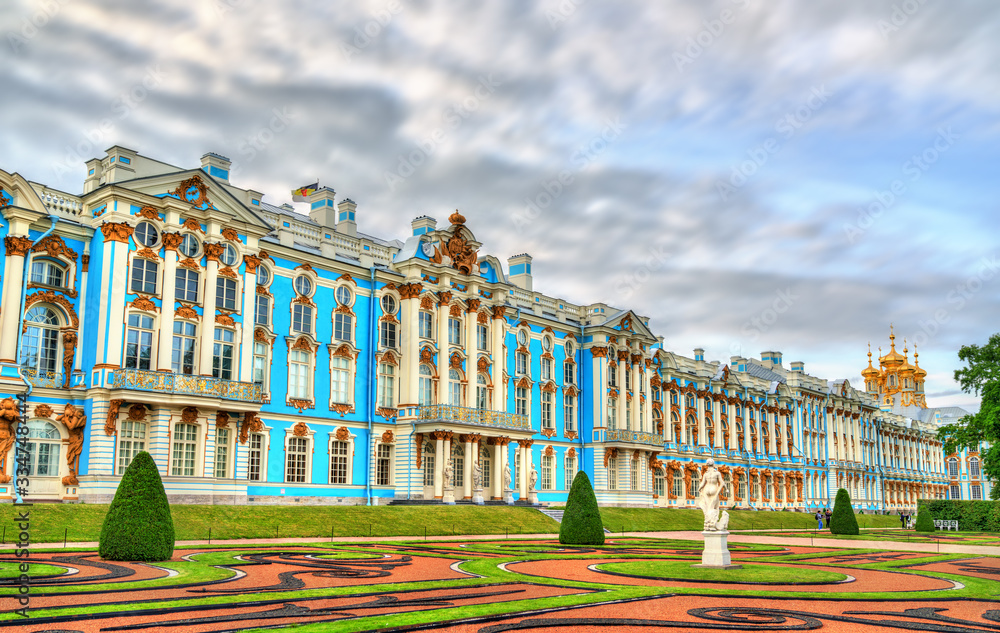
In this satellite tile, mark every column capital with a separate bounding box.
[517,439,533,448]
[100,222,134,243]
[162,232,184,251]
[3,235,33,257]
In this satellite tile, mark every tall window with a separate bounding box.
[216,277,238,310]
[476,373,489,409]
[515,386,528,416]
[948,458,959,477]
[331,356,350,403]
[212,328,235,379]
[334,312,353,341]
[171,423,198,476]
[175,269,199,302]
[631,457,640,490]
[419,311,433,338]
[448,369,462,406]
[723,473,732,499]
[625,399,632,431]
[172,321,197,374]
[286,437,308,483]
[454,451,464,487]
[564,394,576,432]
[654,469,664,497]
[541,358,551,382]
[418,364,433,405]
[248,433,264,481]
[541,391,553,429]
[30,260,65,287]
[255,294,270,326]
[125,314,155,370]
[25,420,60,477]
[20,307,60,373]
[330,440,349,484]
[739,474,747,500]
[477,324,488,350]
[292,304,313,335]
[949,484,960,499]
[130,259,158,294]
[423,445,435,486]
[564,362,575,385]
[608,363,617,387]
[378,363,395,407]
[117,420,146,475]
[564,454,576,489]
[376,444,391,486]
[971,484,983,500]
[673,470,683,497]
[969,457,981,478]
[608,457,618,490]
[690,470,700,497]
[380,320,397,348]
[625,367,631,391]
[214,428,230,478]
[252,342,268,385]
[516,352,527,375]
[289,350,310,399]
[542,455,553,490]
[448,317,461,345]
[608,398,618,429]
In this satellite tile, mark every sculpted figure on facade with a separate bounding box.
[0,398,19,484]
[503,462,512,490]
[58,404,87,486]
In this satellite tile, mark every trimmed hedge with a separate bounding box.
[918,499,1000,532]
[914,509,935,532]
[559,471,605,545]
[98,451,175,561]
[830,488,859,535]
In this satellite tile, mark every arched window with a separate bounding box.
[20,307,60,373]
[969,457,981,479]
[477,374,489,409]
[418,364,433,406]
[685,415,696,445]
[447,368,462,406]
[30,259,65,288]
[26,420,60,477]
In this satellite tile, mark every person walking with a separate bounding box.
[900,511,906,528]
[824,508,832,528]
[815,509,823,530]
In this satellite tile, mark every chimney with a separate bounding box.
[336,198,357,237]
[307,187,337,229]
[694,348,705,362]
[731,356,746,372]
[245,188,264,208]
[201,152,232,183]
[412,216,437,236]
[790,361,804,372]
[83,158,103,193]
[760,351,782,368]
[507,254,533,291]
[103,146,138,184]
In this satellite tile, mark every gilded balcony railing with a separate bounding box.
[417,404,532,432]
[109,368,264,403]
[606,428,665,447]
[21,368,63,389]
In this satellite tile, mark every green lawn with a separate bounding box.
[0,562,67,578]
[596,507,900,533]
[0,504,559,543]
[597,559,848,584]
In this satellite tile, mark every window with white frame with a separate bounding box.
[172,321,197,375]
[252,341,268,386]
[423,444,435,486]
[376,444,392,486]
[477,324,488,350]
[948,457,959,477]
[626,398,632,431]
[673,470,683,497]
[419,311,433,338]
[289,349,311,399]
[378,363,395,407]
[481,446,491,487]
[453,449,464,487]
[541,391,553,429]
[334,312,353,342]
[631,457,640,491]
[294,275,312,296]
[31,259,65,287]
[541,357,551,382]
[418,364,433,405]
[476,373,489,409]
[564,394,576,431]
[286,436,309,483]
[212,328,235,379]
[179,233,200,258]
[130,258,158,294]
[625,367,631,391]
[608,398,617,429]
[20,307,60,373]
[542,454,553,490]
[564,361,575,385]
[171,423,198,476]
[448,317,461,345]
[292,304,313,335]
[125,313,155,370]
[654,469,664,497]
[739,474,747,500]
[691,470,700,497]
[331,356,351,404]
[380,294,397,316]
[608,362,617,387]
[969,457,981,478]
[247,433,264,481]
[134,221,159,247]
[380,320,397,348]
[516,352,527,375]
[608,457,618,490]
[971,484,983,500]
[723,473,731,499]
[564,453,576,489]
[175,269,199,302]
[255,294,270,326]
[215,427,230,478]
[515,386,528,416]
[256,264,270,287]
[330,440,349,484]
[448,368,462,406]
[117,420,146,475]
[949,484,960,499]
[216,277,238,310]
[335,285,352,307]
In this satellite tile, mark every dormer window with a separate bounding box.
[30,260,65,287]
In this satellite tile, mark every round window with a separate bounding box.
[294,275,312,296]
[179,234,199,257]
[134,222,159,247]
[220,243,239,267]
[256,266,270,286]
[542,337,552,352]
[380,294,397,315]
[517,330,527,346]
[565,340,574,356]
[336,286,352,306]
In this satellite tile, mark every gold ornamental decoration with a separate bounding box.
[491,305,506,320]
[61,331,77,388]
[239,412,263,444]
[32,234,78,260]
[292,421,310,437]
[243,254,261,273]
[104,399,125,436]
[162,232,184,251]
[135,206,161,220]
[215,314,235,327]
[170,175,212,207]
[23,291,79,327]
[204,243,225,262]
[335,426,350,441]
[216,412,230,428]
[130,296,158,313]
[34,404,53,418]
[58,404,87,486]
[0,399,19,483]
[4,235,33,257]
[181,406,199,424]
[100,222,134,243]
[128,403,147,421]
[183,218,205,233]
[381,430,395,444]
[176,306,199,320]
[221,228,239,242]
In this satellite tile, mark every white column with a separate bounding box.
[463,436,473,498]
[678,391,686,445]
[494,440,505,499]
[199,247,220,375]
[0,236,30,363]
[696,394,705,446]
[401,287,420,407]
[156,242,178,371]
[102,230,131,367]
[491,312,505,411]
[238,257,256,381]
[434,433,444,499]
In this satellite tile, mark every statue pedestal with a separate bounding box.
[692,531,741,569]
[528,490,538,505]
[503,488,514,505]
[472,487,485,505]
[442,486,456,505]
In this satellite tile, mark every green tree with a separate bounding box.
[559,470,605,545]
[829,488,859,535]
[914,506,936,533]
[99,451,175,561]
[938,333,1000,499]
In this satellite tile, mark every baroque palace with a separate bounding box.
[0,147,981,510]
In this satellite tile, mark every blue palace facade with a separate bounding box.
[0,146,975,510]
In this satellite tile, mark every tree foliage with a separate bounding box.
[99,451,175,561]
[830,488,859,535]
[559,470,605,545]
[914,506,936,532]
[937,333,1000,499]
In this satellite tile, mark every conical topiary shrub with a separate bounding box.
[914,507,935,533]
[559,470,605,545]
[829,488,859,535]
[99,451,175,561]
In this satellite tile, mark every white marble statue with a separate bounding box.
[698,458,729,532]
[529,464,538,491]
[503,462,512,490]
[473,458,482,488]
[443,459,453,488]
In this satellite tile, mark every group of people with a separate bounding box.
[814,508,832,529]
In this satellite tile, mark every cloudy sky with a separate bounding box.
[2,0,997,412]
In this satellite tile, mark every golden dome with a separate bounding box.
[898,340,916,376]
[861,343,880,379]
[913,345,927,379]
[879,326,906,368]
